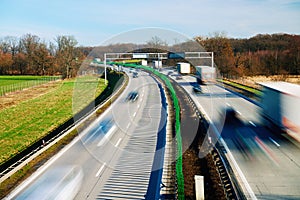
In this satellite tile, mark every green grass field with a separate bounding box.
[0,76,61,96]
[0,76,59,87]
[0,76,106,164]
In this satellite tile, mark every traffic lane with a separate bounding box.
[9,70,148,199]
[176,75,261,125]
[171,74,300,198]
[200,84,261,125]
[76,69,149,165]
[175,76,227,125]
[112,72,152,132]
[76,72,158,199]
[193,78,300,198]
[221,120,300,198]
[75,129,131,199]
[94,75,163,199]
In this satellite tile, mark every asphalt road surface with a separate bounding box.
[7,69,166,200]
[165,70,300,200]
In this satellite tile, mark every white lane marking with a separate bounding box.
[249,121,256,127]
[226,103,231,106]
[269,137,280,147]
[236,110,242,115]
[133,111,137,117]
[115,138,122,147]
[126,123,130,129]
[137,104,140,109]
[97,125,117,147]
[96,163,106,177]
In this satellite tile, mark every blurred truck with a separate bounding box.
[259,81,300,142]
[195,66,216,85]
[177,62,191,74]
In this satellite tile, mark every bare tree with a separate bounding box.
[18,34,41,74]
[55,35,81,78]
[195,33,236,77]
[146,36,168,49]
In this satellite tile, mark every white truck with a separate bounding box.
[152,60,162,69]
[259,81,300,142]
[177,62,191,74]
[195,66,216,84]
[141,60,147,66]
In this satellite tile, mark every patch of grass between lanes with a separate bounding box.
[219,79,262,96]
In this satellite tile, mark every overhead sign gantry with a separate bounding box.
[103,52,214,84]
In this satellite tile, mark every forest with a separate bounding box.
[0,34,84,78]
[196,33,300,78]
[0,33,299,78]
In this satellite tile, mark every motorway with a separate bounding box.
[7,69,166,199]
[164,70,300,200]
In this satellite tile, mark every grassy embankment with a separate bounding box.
[0,72,126,198]
[219,79,262,96]
[0,76,106,165]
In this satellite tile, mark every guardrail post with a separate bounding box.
[195,175,204,200]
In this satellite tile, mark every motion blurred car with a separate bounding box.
[193,85,202,94]
[224,107,240,123]
[15,165,83,200]
[176,75,183,80]
[126,91,139,102]
[133,72,138,78]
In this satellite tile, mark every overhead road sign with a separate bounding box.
[133,53,148,59]
[167,52,185,59]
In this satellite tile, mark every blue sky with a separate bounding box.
[0,0,299,46]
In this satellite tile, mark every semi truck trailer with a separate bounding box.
[259,81,300,142]
[195,66,216,84]
[177,62,191,74]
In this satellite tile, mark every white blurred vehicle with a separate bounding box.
[260,81,300,142]
[195,66,216,85]
[177,62,191,74]
[14,165,83,200]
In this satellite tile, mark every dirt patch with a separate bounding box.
[232,75,300,88]
[0,81,61,110]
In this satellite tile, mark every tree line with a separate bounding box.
[1,33,299,78]
[195,32,300,78]
[0,34,84,78]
